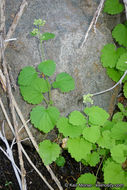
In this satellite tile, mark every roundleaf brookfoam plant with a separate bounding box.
[18,19,75,165]
[80,1,127,189]
[18,10,127,188]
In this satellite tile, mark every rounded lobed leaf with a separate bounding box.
[69,110,87,126]
[97,130,115,149]
[101,44,117,68]
[112,112,124,123]
[40,32,55,41]
[105,47,127,82]
[116,47,127,59]
[39,140,61,166]
[118,103,125,112]
[123,82,127,98]
[98,148,109,156]
[20,77,49,104]
[106,68,122,82]
[67,137,92,162]
[38,60,56,76]
[81,159,89,166]
[102,121,113,132]
[52,72,75,92]
[30,105,60,133]
[103,0,124,15]
[76,173,100,190]
[55,156,65,167]
[110,122,127,141]
[110,144,127,164]
[18,66,38,86]
[82,125,101,143]
[86,152,100,167]
[56,117,84,138]
[120,71,127,83]
[116,53,127,71]
[84,106,109,126]
[101,120,115,133]
[112,24,127,47]
[103,161,127,186]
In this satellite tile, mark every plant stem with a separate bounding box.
[38,25,45,62]
[43,96,49,106]
[38,26,50,105]
[96,156,105,178]
[92,70,127,97]
[46,77,52,104]
[40,40,45,61]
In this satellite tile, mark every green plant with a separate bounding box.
[55,156,65,167]
[5,181,12,189]
[103,0,124,15]
[79,1,127,189]
[100,6,127,99]
[57,104,127,189]
[18,13,127,189]
[76,104,127,189]
[18,19,75,165]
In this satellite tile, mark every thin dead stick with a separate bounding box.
[18,119,30,133]
[11,119,30,149]
[0,0,5,34]
[5,38,17,42]
[8,64,17,90]
[0,1,26,189]
[80,0,105,48]
[2,56,27,190]
[0,0,28,60]
[5,0,28,49]
[0,68,6,91]
[0,97,14,133]
[92,70,127,96]
[0,97,54,190]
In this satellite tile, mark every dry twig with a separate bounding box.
[80,0,105,48]
[5,0,28,49]
[0,1,26,189]
[0,68,6,91]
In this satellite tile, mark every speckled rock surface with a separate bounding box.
[0,0,121,142]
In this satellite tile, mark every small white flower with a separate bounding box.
[83,93,94,104]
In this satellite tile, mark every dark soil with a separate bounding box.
[0,140,103,190]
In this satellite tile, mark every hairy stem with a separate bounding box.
[40,40,45,61]
[92,70,127,97]
[43,96,49,106]
[46,77,52,104]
